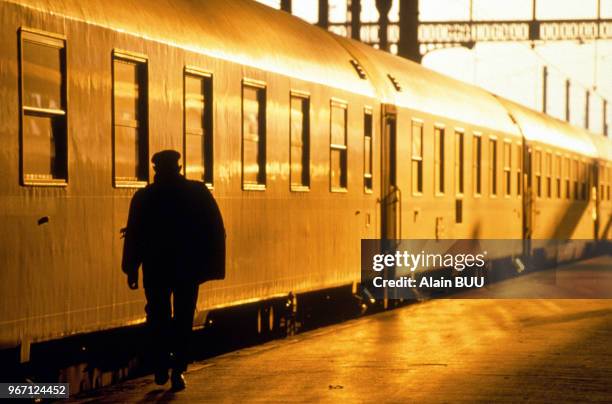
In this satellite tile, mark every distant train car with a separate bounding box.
[1,0,611,363]
[337,37,525,241]
[499,98,611,260]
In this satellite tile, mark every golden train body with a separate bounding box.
[1,0,611,350]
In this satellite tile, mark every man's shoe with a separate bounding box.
[154,369,169,385]
[170,371,186,391]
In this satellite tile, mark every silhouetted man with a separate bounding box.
[122,150,225,391]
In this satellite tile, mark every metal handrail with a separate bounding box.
[381,185,402,242]
[394,185,402,240]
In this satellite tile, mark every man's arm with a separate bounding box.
[122,190,145,289]
[202,185,226,282]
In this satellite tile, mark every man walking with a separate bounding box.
[122,150,225,391]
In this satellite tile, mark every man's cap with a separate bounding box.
[152,150,181,168]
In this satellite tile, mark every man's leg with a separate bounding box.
[170,283,199,388]
[144,286,172,383]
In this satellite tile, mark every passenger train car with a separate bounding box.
[1,0,611,370]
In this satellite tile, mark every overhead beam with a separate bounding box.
[398,0,421,62]
[585,90,591,130]
[350,0,361,40]
[280,0,291,12]
[317,0,329,29]
[542,66,548,114]
[375,0,392,51]
[417,19,612,46]
[604,99,609,137]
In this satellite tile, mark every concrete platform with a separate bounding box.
[67,257,612,403]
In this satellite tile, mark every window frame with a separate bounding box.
[535,149,542,198]
[564,155,571,200]
[19,28,68,187]
[473,132,482,197]
[489,136,498,197]
[455,129,465,196]
[516,142,522,197]
[241,78,267,191]
[183,66,214,188]
[411,119,424,196]
[289,89,311,192]
[580,160,588,200]
[572,158,579,200]
[434,124,445,196]
[600,164,605,201]
[363,106,374,194]
[545,151,552,199]
[329,98,348,193]
[606,163,612,201]
[555,153,562,199]
[111,49,149,189]
[503,140,512,197]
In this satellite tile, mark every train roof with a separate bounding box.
[8,0,610,161]
[589,132,612,162]
[5,0,376,97]
[335,33,612,162]
[335,36,521,137]
[497,97,601,158]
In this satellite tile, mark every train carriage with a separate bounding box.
[0,0,381,350]
[338,37,525,242]
[592,134,612,240]
[1,0,611,370]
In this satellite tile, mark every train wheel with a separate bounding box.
[268,306,275,334]
[256,307,263,336]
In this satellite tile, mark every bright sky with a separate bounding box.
[257,0,612,134]
[421,0,612,134]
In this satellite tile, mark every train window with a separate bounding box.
[545,152,552,198]
[604,167,607,201]
[516,143,522,196]
[605,166,608,201]
[330,99,348,191]
[606,167,612,200]
[577,161,583,200]
[473,134,482,195]
[581,161,587,200]
[535,150,542,198]
[563,157,572,199]
[455,199,463,223]
[600,165,605,200]
[503,141,511,196]
[19,29,67,185]
[363,108,373,193]
[242,80,267,190]
[290,91,311,191]
[184,69,213,185]
[489,138,497,196]
[455,130,464,195]
[555,155,561,199]
[572,159,578,200]
[112,51,148,186]
[601,165,612,201]
[434,126,445,195]
[579,161,583,200]
[411,120,424,195]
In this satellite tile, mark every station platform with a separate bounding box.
[67,256,612,403]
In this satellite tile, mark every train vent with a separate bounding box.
[387,74,402,92]
[350,59,367,80]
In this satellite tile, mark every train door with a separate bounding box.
[523,145,533,256]
[381,104,400,241]
[593,162,600,240]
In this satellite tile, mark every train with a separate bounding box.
[1,0,611,380]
